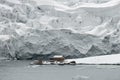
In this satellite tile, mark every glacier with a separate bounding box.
[0,0,120,60]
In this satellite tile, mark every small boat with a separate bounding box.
[58,63,65,65]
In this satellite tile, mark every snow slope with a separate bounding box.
[66,54,120,64]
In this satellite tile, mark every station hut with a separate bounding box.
[50,55,65,62]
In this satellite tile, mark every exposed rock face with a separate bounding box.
[0,0,120,59]
[86,45,105,56]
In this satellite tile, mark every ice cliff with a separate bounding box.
[0,0,120,59]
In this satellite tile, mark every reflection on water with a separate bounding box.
[0,60,120,80]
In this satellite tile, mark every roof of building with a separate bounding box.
[53,55,64,58]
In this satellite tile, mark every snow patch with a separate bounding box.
[0,35,11,41]
[66,54,120,64]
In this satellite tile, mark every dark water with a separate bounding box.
[0,61,120,80]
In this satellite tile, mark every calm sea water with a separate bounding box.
[0,60,120,80]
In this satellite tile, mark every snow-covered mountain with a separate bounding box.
[0,0,120,59]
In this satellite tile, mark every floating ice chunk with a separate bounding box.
[30,65,40,68]
[72,75,89,80]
